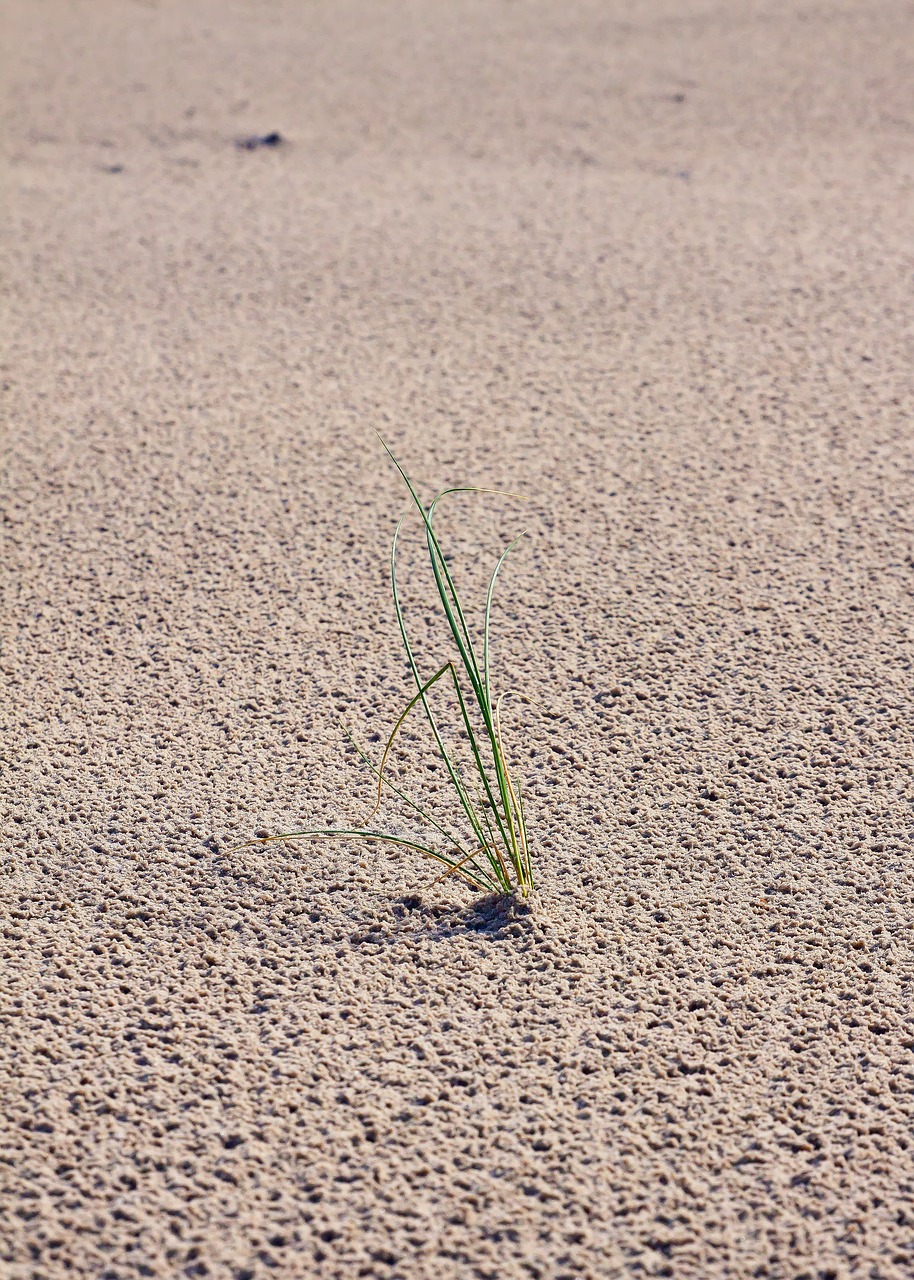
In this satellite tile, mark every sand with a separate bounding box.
[2,1,913,1276]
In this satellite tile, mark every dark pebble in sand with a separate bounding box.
[236,131,284,150]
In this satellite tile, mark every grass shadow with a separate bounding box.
[364,888,541,944]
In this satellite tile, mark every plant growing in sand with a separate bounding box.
[244,440,533,896]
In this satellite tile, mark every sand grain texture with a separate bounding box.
[2,1,913,1277]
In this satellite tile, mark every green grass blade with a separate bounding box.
[390,515,491,856]
[340,721,469,856]
[494,698,530,888]
[513,774,532,889]
[419,488,527,883]
[379,442,487,699]
[427,485,527,694]
[420,503,522,877]
[445,664,514,882]
[367,662,454,821]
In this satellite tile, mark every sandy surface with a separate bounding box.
[2,1,913,1277]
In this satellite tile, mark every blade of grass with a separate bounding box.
[235,829,500,893]
[389,513,493,865]
[420,488,529,887]
[340,721,469,856]
[494,697,531,889]
[429,843,501,887]
[366,659,512,889]
[366,661,454,821]
[447,661,515,880]
[412,489,521,870]
[380,440,489,698]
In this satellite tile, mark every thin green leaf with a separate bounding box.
[339,720,468,856]
[236,828,499,893]
[366,662,454,822]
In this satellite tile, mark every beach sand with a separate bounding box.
[2,1,912,1276]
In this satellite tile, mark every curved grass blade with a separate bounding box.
[379,436,515,698]
[366,661,454,822]
[363,659,512,891]
[429,843,501,888]
[339,720,469,856]
[420,485,529,886]
[235,828,499,893]
[389,514,492,861]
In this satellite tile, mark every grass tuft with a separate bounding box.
[241,438,533,897]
